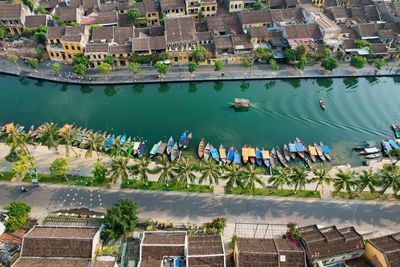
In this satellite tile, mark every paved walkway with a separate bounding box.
[0,56,399,85]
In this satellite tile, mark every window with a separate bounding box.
[77,47,81,51]
[65,45,69,50]
[50,52,54,57]
[71,45,75,50]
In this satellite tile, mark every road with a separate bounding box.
[1,182,399,234]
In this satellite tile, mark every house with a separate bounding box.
[185,0,218,18]
[46,27,67,61]
[234,237,306,267]
[239,10,273,30]
[138,231,226,267]
[0,3,31,35]
[205,14,243,35]
[356,23,379,40]
[249,26,269,44]
[161,0,186,17]
[363,232,400,267]
[133,0,160,27]
[12,225,101,267]
[38,0,59,12]
[299,225,365,267]
[226,0,244,13]
[24,15,48,29]
[282,23,322,48]
[326,6,347,23]
[53,6,84,24]
[270,8,304,27]
[164,15,198,63]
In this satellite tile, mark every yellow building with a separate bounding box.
[185,0,217,18]
[46,27,67,61]
[0,3,30,35]
[161,0,186,17]
[134,0,160,27]
[363,233,400,267]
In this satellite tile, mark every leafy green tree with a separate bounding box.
[104,55,114,65]
[242,57,253,73]
[354,39,367,48]
[198,160,221,186]
[51,62,62,75]
[221,164,243,190]
[109,156,130,184]
[5,202,31,232]
[284,48,297,63]
[97,63,112,79]
[357,169,378,194]
[389,149,400,165]
[289,166,308,192]
[334,169,357,196]
[253,0,263,10]
[242,165,265,196]
[321,47,331,59]
[379,165,400,195]
[22,0,34,10]
[197,10,204,21]
[102,199,138,241]
[155,62,169,79]
[0,27,5,38]
[255,47,273,62]
[350,56,367,69]
[193,45,209,62]
[296,58,307,71]
[34,31,46,44]
[93,161,107,183]
[131,157,152,184]
[39,122,60,151]
[82,131,104,159]
[12,155,35,179]
[152,156,175,184]
[72,53,89,67]
[58,128,78,157]
[321,56,338,71]
[128,62,141,79]
[311,164,331,191]
[295,45,307,60]
[269,58,280,71]
[214,59,224,74]
[127,8,141,24]
[34,5,46,14]
[50,158,69,177]
[188,61,198,74]
[173,157,196,187]
[5,127,30,156]
[7,54,18,65]
[73,63,87,77]
[29,48,44,61]
[27,59,39,69]
[373,59,386,70]
[268,167,290,190]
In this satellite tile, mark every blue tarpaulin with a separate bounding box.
[383,141,392,152]
[211,148,219,159]
[256,149,262,159]
[289,143,296,152]
[227,149,235,161]
[322,145,331,154]
[389,140,400,150]
[295,143,305,152]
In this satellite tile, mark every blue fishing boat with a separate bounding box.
[178,131,187,149]
[210,145,220,162]
[321,143,331,161]
[138,141,146,158]
[120,135,127,144]
[388,139,400,150]
[234,150,241,165]
[104,136,113,149]
[150,141,162,158]
[382,140,392,155]
[226,146,235,164]
[288,143,296,159]
[166,136,174,155]
[255,148,263,166]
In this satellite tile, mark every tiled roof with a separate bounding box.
[214,35,233,49]
[109,44,132,54]
[378,29,395,40]
[236,238,279,266]
[328,6,347,20]
[25,15,48,28]
[12,258,92,267]
[85,42,109,53]
[25,226,98,239]
[240,10,273,25]
[134,0,157,14]
[232,34,253,49]
[364,5,380,22]
[188,256,225,266]
[164,16,197,44]
[0,3,22,19]
[368,232,400,266]
[149,36,166,50]
[357,23,379,38]
[160,0,185,11]
[284,23,322,39]
[47,26,66,39]
[91,26,114,42]
[99,3,117,12]
[270,8,304,23]
[197,31,213,41]
[95,11,118,25]
[38,0,58,9]
[55,6,78,22]
[206,15,243,34]
[118,13,132,27]
[132,36,150,52]
[188,235,224,255]
[268,30,286,46]
[114,26,133,44]
[345,257,372,267]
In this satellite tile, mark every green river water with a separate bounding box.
[1,74,400,166]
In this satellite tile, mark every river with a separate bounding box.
[1,74,399,166]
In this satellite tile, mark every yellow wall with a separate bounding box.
[363,242,387,267]
[61,42,83,53]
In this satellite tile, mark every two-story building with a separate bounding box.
[0,3,31,35]
[133,0,160,27]
[185,0,218,18]
[161,0,186,17]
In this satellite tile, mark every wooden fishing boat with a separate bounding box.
[283,144,291,162]
[276,147,289,168]
[353,141,376,150]
[234,150,241,166]
[157,142,167,155]
[307,145,318,163]
[210,145,220,162]
[178,131,187,149]
[303,154,312,167]
[392,124,400,139]
[204,143,211,160]
[321,142,331,161]
[138,141,146,158]
[242,145,249,164]
[261,149,270,168]
[382,140,392,155]
[170,143,180,161]
[288,143,296,160]
[314,143,326,161]
[150,141,161,158]
[183,132,192,149]
[319,98,326,110]
[270,148,277,168]
[133,140,141,155]
[219,145,227,164]
[120,135,127,144]
[128,143,134,155]
[230,98,252,109]
[166,137,174,155]
[226,146,235,164]
[365,153,382,159]
[359,147,380,155]
[28,125,35,135]
[294,137,306,159]
[198,138,205,159]
[255,147,263,167]
[248,146,256,165]
[389,139,400,150]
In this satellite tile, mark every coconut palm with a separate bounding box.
[82,131,104,159]
[268,167,290,190]
[311,164,332,191]
[108,137,126,157]
[198,160,221,186]
[173,157,196,187]
[152,156,175,184]
[221,164,243,190]
[58,128,79,157]
[38,122,60,151]
[131,157,152,184]
[5,127,30,156]
[334,169,357,196]
[109,156,130,184]
[289,166,308,192]
[241,165,265,196]
[379,165,400,195]
[357,169,378,194]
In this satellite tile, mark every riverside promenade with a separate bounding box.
[0,56,399,85]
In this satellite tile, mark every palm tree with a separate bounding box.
[334,169,357,196]
[379,165,400,195]
[5,127,30,156]
[173,157,196,187]
[241,165,265,196]
[39,122,60,151]
[109,156,130,184]
[58,128,79,157]
[357,169,378,194]
[108,137,126,157]
[289,166,308,192]
[268,167,290,190]
[130,157,152,184]
[198,160,221,186]
[311,164,332,191]
[152,156,175,184]
[82,131,104,159]
[221,164,243,190]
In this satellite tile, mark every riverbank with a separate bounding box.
[0,56,399,85]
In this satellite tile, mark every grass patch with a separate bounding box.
[333,191,399,201]
[22,174,110,187]
[121,180,213,193]
[0,172,15,181]
[225,187,321,198]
